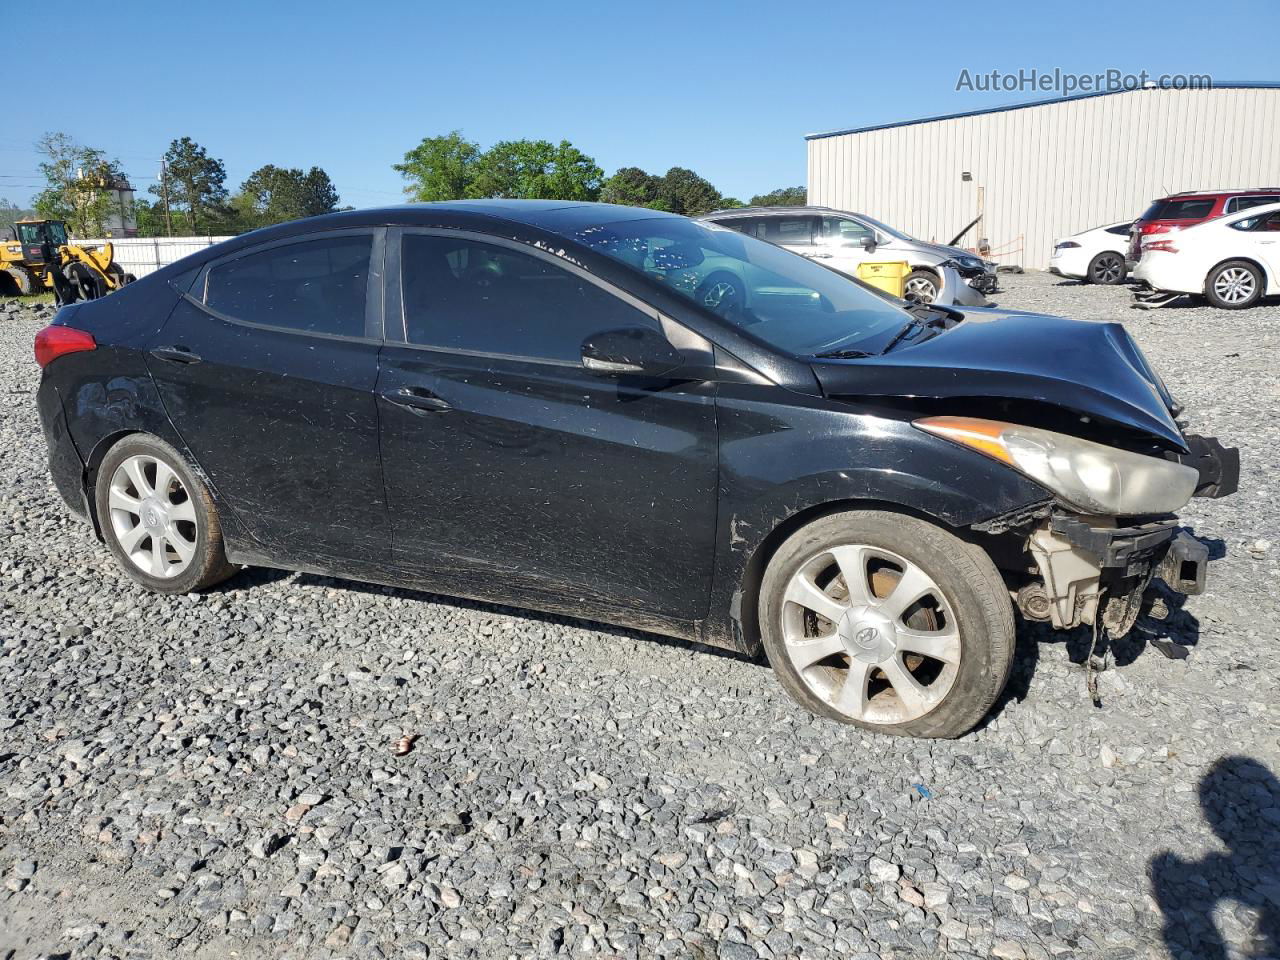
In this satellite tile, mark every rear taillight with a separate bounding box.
[34,325,96,368]
[1054,241,1081,250]
[1144,240,1179,254]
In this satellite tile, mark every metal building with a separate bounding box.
[806,83,1280,268]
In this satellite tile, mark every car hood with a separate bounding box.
[811,308,1187,451]
[901,239,989,266]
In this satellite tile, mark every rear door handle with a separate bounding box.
[150,345,202,364]
[380,386,452,414]
[805,252,833,259]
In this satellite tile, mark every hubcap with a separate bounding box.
[108,455,198,579]
[1214,267,1256,304]
[780,545,961,725]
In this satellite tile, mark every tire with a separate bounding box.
[1204,260,1264,309]
[903,270,939,304]
[694,270,744,316]
[64,262,104,301]
[94,434,237,594]
[107,263,130,289]
[3,265,37,296]
[758,510,1015,739]
[1087,251,1127,285]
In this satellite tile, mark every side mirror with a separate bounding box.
[581,327,685,378]
[860,235,877,253]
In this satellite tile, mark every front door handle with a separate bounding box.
[805,252,833,259]
[380,386,452,414]
[150,345,202,364]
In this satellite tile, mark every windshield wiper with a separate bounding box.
[813,347,876,359]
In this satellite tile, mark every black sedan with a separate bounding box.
[34,201,1238,738]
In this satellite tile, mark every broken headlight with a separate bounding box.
[915,416,1199,515]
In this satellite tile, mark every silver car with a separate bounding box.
[699,206,998,306]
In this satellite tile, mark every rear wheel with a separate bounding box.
[1087,251,1127,285]
[94,435,237,594]
[759,510,1014,739]
[1205,260,1263,309]
[64,262,104,301]
[903,270,939,304]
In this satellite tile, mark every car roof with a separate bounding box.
[699,205,839,219]
[1160,188,1280,200]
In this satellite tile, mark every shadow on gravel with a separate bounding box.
[283,571,762,666]
[1150,756,1280,960]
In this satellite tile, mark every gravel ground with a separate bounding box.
[1,273,1277,960]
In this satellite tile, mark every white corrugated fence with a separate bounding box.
[73,236,235,279]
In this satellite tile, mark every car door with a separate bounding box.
[146,228,390,563]
[1249,210,1280,284]
[377,228,719,621]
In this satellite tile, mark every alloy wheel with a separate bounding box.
[107,455,199,579]
[779,544,961,725]
[1091,253,1125,284]
[1214,267,1256,304]
[904,276,937,303]
[702,280,737,308]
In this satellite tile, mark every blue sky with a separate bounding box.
[3,0,1277,209]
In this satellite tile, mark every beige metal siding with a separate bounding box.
[807,87,1280,268]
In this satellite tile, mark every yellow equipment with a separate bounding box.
[856,260,911,299]
[1,219,134,301]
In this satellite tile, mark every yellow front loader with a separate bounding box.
[1,219,134,302]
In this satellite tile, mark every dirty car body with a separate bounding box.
[34,201,1239,737]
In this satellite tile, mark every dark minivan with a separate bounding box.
[35,202,1238,738]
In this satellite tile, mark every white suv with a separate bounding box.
[699,206,997,306]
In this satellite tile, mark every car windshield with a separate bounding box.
[570,217,910,355]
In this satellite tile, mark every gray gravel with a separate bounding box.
[1,274,1278,960]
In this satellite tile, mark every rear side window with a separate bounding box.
[766,216,817,245]
[1142,198,1215,221]
[399,234,659,363]
[718,217,767,239]
[1226,195,1280,213]
[1104,223,1133,236]
[1230,212,1280,232]
[205,235,372,336]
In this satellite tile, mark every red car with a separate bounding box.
[1129,189,1280,261]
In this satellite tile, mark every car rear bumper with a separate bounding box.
[36,379,89,521]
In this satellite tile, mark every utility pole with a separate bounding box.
[158,158,173,237]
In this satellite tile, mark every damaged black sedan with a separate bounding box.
[34,201,1239,738]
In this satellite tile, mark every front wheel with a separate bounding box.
[1087,251,1127,285]
[1205,260,1263,309]
[903,270,940,304]
[759,510,1015,739]
[94,434,237,593]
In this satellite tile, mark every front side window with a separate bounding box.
[571,217,910,356]
[400,234,659,362]
[821,216,875,247]
[205,235,371,336]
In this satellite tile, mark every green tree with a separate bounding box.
[468,139,603,201]
[1,199,36,239]
[234,164,341,227]
[151,137,228,235]
[32,132,124,236]
[600,167,669,209]
[393,131,481,201]
[657,167,723,216]
[750,186,807,206]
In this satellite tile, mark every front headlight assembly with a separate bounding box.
[916,416,1199,515]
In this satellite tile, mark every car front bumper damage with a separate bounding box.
[1016,432,1238,636]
